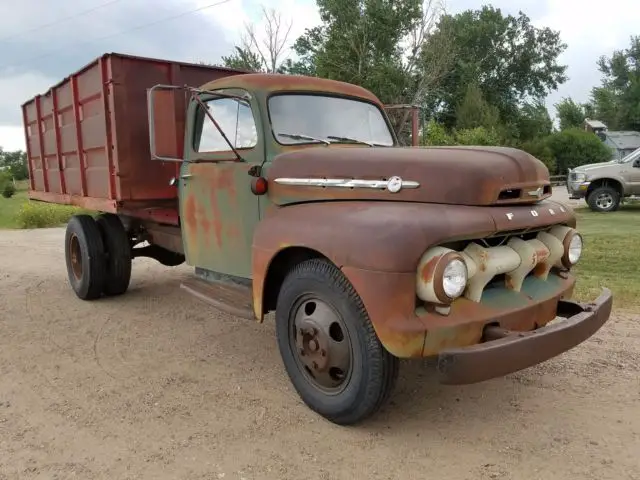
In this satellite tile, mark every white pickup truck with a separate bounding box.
[567,146,640,212]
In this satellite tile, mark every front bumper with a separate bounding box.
[566,181,590,199]
[436,288,613,385]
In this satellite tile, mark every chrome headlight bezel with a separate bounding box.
[564,232,583,267]
[416,248,469,305]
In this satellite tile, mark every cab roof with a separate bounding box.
[199,73,383,107]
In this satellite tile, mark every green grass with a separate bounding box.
[572,203,640,310]
[0,181,30,228]
[0,180,88,229]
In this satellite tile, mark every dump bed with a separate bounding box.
[22,53,243,214]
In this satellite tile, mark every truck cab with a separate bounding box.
[22,55,613,425]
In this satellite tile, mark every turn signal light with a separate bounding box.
[251,177,268,195]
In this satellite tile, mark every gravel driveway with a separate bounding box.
[0,228,638,480]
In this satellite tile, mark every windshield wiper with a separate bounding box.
[277,132,330,145]
[326,135,375,147]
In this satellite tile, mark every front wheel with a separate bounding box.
[275,258,398,425]
[587,186,620,212]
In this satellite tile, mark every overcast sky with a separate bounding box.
[1,0,639,151]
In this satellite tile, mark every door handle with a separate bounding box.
[180,174,193,179]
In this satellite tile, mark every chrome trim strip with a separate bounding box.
[273,177,420,190]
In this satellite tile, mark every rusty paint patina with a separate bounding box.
[176,71,597,361]
[179,161,259,279]
[266,146,552,207]
[250,198,578,357]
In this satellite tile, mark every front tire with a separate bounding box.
[275,258,399,425]
[587,186,620,212]
[64,215,107,300]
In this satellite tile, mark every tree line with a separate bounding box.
[220,1,639,174]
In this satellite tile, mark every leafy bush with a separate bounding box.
[454,126,501,146]
[2,181,16,198]
[546,128,613,173]
[520,138,556,174]
[17,202,84,228]
[422,119,454,146]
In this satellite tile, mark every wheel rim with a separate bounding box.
[68,233,83,280]
[289,295,353,395]
[595,192,614,210]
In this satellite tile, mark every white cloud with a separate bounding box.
[198,0,321,62]
[533,0,640,116]
[0,127,27,152]
[1,0,639,151]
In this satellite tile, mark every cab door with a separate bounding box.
[622,150,640,194]
[179,89,263,279]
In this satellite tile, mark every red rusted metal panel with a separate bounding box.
[21,106,35,191]
[21,53,245,216]
[34,96,50,193]
[51,88,67,194]
[28,190,117,212]
[70,75,89,196]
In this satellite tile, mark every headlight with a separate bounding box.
[549,226,583,269]
[574,173,587,183]
[567,233,583,265]
[416,247,468,304]
[442,258,468,298]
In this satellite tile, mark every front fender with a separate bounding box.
[251,200,495,321]
[587,174,628,194]
[253,201,495,272]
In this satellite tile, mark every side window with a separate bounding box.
[194,97,258,153]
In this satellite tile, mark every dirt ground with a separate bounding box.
[0,228,638,480]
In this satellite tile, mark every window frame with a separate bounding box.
[265,91,398,148]
[187,88,261,162]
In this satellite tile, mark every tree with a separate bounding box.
[221,6,293,73]
[284,0,454,143]
[424,6,567,129]
[220,47,262,72]
[514,100,553,142]
[588,36,640,131]
[546,128,613,174]
[455,83,500,130]
[555,97,586,130]
[0,148,28,181]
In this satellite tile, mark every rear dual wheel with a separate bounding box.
[64,214,132,300]
[275,258,399,425]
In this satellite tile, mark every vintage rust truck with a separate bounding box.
[22,53,613,425]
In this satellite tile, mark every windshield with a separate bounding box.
[618,146,640,164]
[268,94,395,147]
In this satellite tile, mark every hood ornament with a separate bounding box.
[274,176,420,192]
[528,186,544,198]
[386,176,403,193]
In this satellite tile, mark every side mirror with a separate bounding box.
[147,85,187,162]
[633,159,640,168]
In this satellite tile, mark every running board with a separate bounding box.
[181,277,254,320]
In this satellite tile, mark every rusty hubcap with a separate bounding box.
[69,233,83,280]
[291,297,352,393]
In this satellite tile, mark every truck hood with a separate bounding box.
[573,161,617,174]
[266,146,552,206]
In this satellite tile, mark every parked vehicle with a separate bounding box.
[21,53,613,425]
[567,146,640,212]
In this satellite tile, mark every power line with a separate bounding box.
[0,0,125,43]
[0,0,232,70]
